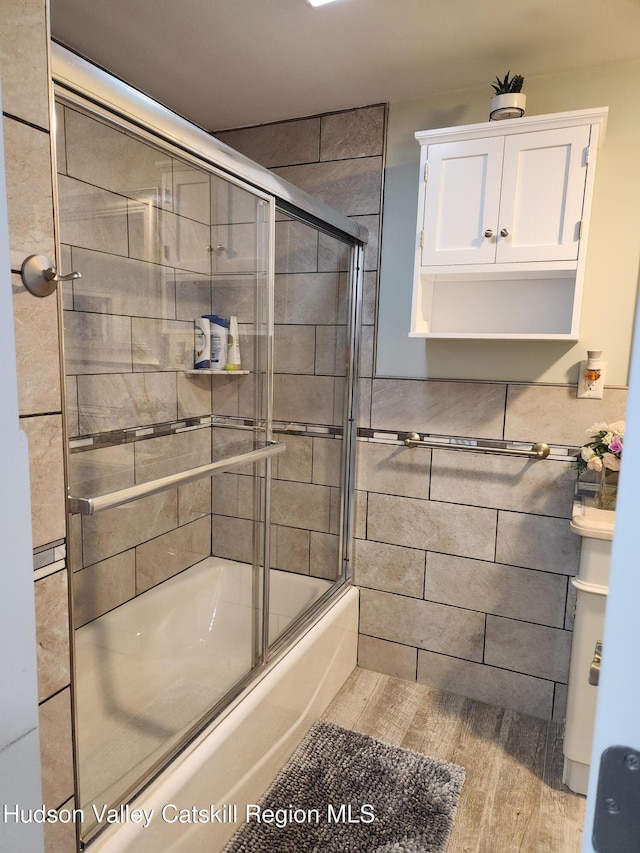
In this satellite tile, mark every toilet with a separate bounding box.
[563,505,615,795]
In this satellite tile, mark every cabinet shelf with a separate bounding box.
[411,269,577,339]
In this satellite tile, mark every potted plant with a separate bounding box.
[490,72,526,120]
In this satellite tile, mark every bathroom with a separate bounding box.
[2,1,640,852]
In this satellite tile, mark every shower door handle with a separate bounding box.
[68,440,287,515]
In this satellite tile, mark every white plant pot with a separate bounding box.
[489,92,526,121]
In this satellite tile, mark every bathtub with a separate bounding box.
[78,558,358,852]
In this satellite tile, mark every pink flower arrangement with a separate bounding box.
[574,420,625,475]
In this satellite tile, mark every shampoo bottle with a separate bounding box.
[204,314,229,371]
[225,315,242,370]
[194,317,210,368]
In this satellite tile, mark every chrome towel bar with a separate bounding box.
[67,440,287,516]
[403,432,551,459]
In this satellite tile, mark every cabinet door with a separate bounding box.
[421,136,504,266]
[495,125,590,263]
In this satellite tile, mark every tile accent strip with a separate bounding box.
[33,539,67,580]
[69,416,346,453]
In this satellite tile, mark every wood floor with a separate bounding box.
[321,667,586,853]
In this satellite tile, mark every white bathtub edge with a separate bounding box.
[89,584,359,853]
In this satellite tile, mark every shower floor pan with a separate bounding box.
[75,557,333,832]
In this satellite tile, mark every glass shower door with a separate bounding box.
[208,207,359,652]
[57,98,276,840]
[267,211,357,645]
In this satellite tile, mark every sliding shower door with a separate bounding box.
[57,98,275,840]
[55,63,363,847]
[267,211,357,646]
[207,208,360,649]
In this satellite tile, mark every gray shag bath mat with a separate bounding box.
[223,719,465,853]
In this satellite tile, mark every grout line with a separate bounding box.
[38,683,70,707]
[501,382,508,440]
[482,613,488,664]
[2,111,49,134]
[563,575,571,630]
[359,632,558,687]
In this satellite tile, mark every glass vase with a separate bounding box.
[596,467,619,511]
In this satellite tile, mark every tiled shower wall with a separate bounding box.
[213,214,354,581]
[217,105,628,721]
[58,101,356,607]
[57,101,218,623]
[57,98,358,640]
[216,105,382,403]
[216,106,383,582]
[1,2,76,850]
[57,102,291,622]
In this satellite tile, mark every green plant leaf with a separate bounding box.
[491,71,524,95]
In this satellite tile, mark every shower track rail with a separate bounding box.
[67,440,286,516]
[403,432,551,459]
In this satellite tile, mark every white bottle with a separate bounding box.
[194,317,210,369]
[205,314,229,371]
[225,315,242,370]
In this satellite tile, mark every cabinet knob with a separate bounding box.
[484,229,494,239]
[500,228,510,238]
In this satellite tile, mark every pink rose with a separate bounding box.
[608,435,622,454]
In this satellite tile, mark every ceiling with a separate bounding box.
[50,0,640,132]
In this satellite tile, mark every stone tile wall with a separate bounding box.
[57,102,277,623]
[216,106,385,584]
[215,108,383,583]
[355,380,626,721]
[60,98,359,622]
[1,1,76,849]
[211,256,351,581]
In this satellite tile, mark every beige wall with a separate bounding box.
[0,1,76,850]
[377,60,640,385]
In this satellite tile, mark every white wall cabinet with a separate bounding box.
[411,108,607,339]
